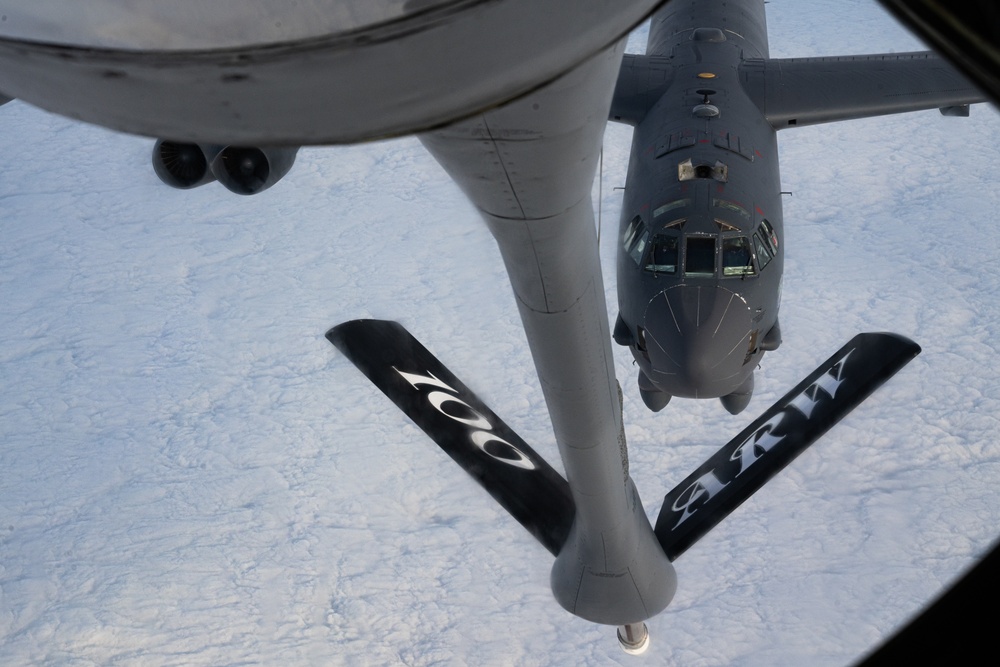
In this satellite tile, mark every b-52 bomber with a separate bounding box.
[607,1,982,414]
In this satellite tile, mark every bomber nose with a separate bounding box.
[641,285,755,397]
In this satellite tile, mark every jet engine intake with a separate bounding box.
[212,146,299,195]
[151,140,223,189]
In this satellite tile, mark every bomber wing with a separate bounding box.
[741,52,987,129]
[0,0,661,144]
[608,53,674,125]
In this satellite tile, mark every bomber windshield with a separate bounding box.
[754,233,774,270]
[645,235,679,274]
[623,216,649,266]
[685,237,716,276]
[722,237,755,276]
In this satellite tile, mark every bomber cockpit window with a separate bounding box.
[653,199,689,218]
[722,237,755,276]
[753,232,774,270]
[645,235,679,274]
[685,236,716,276]
[623,215,649,266]
[713,197,750,221]
[623,216,640,248]
[758,218,778,253]
[715,219,739,233]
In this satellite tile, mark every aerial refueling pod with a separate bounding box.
[211,146,299,195]
[151,140,223,189]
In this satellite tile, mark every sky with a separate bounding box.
[2,1,999,665]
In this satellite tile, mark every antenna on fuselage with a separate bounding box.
[693,89,720,119]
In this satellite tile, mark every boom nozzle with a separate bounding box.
[617,622,650,655]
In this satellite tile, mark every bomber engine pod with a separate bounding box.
[211,146,299,195]
[151,140,223,189]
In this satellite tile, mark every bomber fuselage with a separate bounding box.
[613,0,782,413]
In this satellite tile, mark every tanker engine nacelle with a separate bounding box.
[152,140,299,195]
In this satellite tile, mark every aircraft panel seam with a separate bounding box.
[481,115,527,220]
[714,293,735,338]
